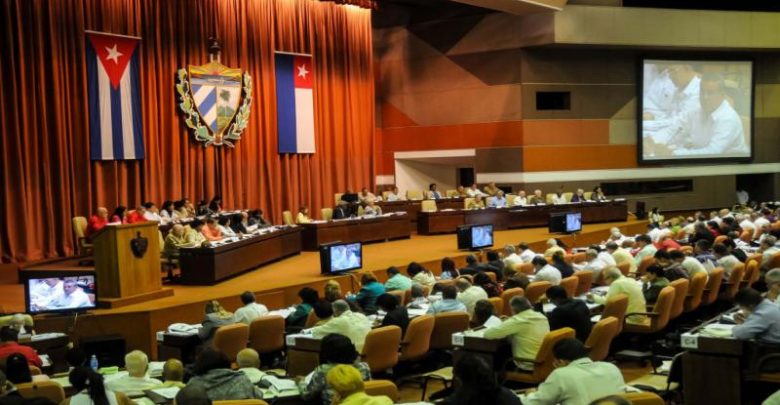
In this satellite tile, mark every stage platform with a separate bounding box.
[2,218,647,358]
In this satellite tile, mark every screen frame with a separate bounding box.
[320,241,363,274]
[24,272,98,315]
[637,55,755,165]
[469,224,494,250]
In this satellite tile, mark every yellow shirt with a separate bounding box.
[296,212,312,224]
[164,232,190,257]
[483,309,550,369]
[339,392,393,405]
[545,246,565,257]
[467,200,485,210]
[611,248,637,274]
[592,276,647,324]
[184,227,206,246]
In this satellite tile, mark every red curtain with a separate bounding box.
[0,0,375,263]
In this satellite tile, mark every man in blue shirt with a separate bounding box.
[732,288,780,344]
[427,285,467,314]
[488,190,507,208]
[384,266,412,291]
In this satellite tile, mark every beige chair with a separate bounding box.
[583,191,593,200]
[505,328,576,384]
[487,297,504,317]
[430,312,470,350]
[334,193,344,205]
[545,193,556,204]
[684,272,707,313]
[399,315,434,362]
[357,205,365,216]
[524,281,551,305]
[387,289,406,306]
[304,310,320,328]
[213,324,250,363]
[445,189,459,198]
[741,258,760,289]
[559,276,578,298]
[506,194,516,206]
[572,252,587,264]
[574,270,594,296]
[719,263,745,301]
[562,192,573,202]
[463,197,475,209]
[282,210,294,226]
[623,286,675,334]
[500,288,524,317]
[407,190,424,200]
[364,380,400,402]
[517,263,535,275]
[585,316,619,362]
[668,278,689,321]
[617,261,631,276]
[214,401,269,405]
[321,208,333,221]
[636,256,656,278]
[381,190,392,200]
[361,326,402,373]
[618,392,665,405]
[600,293,628,335]
[16,381,65,403]
[420,200,437,212]
[248,315,285,356]
[72,216,93,255]
[701,268,724,307]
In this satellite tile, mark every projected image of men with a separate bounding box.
[50,278,91,309]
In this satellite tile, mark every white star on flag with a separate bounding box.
[105,44,123,63]
[297,64,309,79]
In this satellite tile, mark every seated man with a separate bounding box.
[358,187,376,204]
[185,220,208,246]
[512,190,528,206]
[641,265,670,304]
[0,327,42,367]
[520,338,626,405]
[86,207,109,238]
[503,245,524,274]
[164,224,191,259]
[570,189,586,203]
[332,200,350,220]
[467,195,486,210]
[575,248,616,282]
[633,235,658,268]
[759,236,780,271]
[427,285,467,315]
[296,206,312,224]
[588,267,647,324]
[160,359,185,388]
[653,250,688,282]
[606,242,636,275]
[406,284,429,309]
[50,278,91,309]
[532,256,562,286]
[551,187,567,205]
[488,191,507,208]
[483,182,500,196]
[544,239,565,257]
[484,296,549,370]
[106,350,162,393]
[237,348,266,384]
[384,266,413,292]
[669,249,707,280]
[126,205,147,224]
[713,243,742,278]
[456,278,488,318]
[732,288,780,344]
[466,183,487,198]
[528,189,546,205]
[233,291,268,325]
[546,286,592,342]
[311,300,372,352]
[385,186,402,201]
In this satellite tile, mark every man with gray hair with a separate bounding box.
[545,238,565,257]
[310,299,371,351]
[607,242,636,275]
[407,284,429,308]
[484,296,549,370]
[765,268,780,306]
[760,236,780,271]
[456,278,488,318]
[503,244,523,271]
[106,350,162,393]
[237,348,266,384]
[587,268,646,324]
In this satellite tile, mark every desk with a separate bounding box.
[23,334,70,373]
[417,201,628,235]
[377,199,465,229]
[286,335,322,377]
[299,214,411,251]
[178,227,302,285]
[452,331,512,371]
[156,333,201,365]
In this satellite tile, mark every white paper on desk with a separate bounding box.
[269,308,294,319]
[407,308,428,317]
[31,332,67,341]
[148,361,165,377]
[590,314,602,323]
[150,387,180,399]
[700,323,736,338]
[464,329,486,338]
[39,354,52,368]
[483,316,502,328]
[263,375,297,391]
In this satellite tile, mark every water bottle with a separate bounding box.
[89,355,99,371]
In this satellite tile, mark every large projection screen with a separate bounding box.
[640,59,753,163]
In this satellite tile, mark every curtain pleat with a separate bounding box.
[0,0,374,263]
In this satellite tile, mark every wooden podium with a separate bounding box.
[92,222,173,308]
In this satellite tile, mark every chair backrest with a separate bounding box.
[506,194,516,206]
[361,326,402,373]
[714,235,728,245]
[248,315,285,354]
[601,293,628,335]
[213,323,250,363]
[72,216,88,239]
[421,200,438,212]
[585,316,619,362]
[485,272,497,283]
[724,263,745,299]
[304,310,320,329]
[702,267,724,306]
[619,392,665,405]
[530,327,576,381]
[430,312,470,350]
[487,297,504,317]
[545,193,556,204]
[574,270,594,296]
[357,205,365,216]
[572,252,587,264]
[740,229,753,243]
[562,192,573,202]
[364,380,399,402]
[321,208,333,222]
[742,258,760,289]
[525,281,551,304]
[445,189,459,198]
[769,252,780,270]
[16,381,65,404]
[636,256,656,277]
[559,276,578,298]
[435,279,455,289]
[648,286,675,332]
[583,191,593,200]
[463,197,474,209]
[407,190,423,201]
[563,254,574,265]
[400,314,435,361]
[500,288,524,316]
[29,365,42,376]
[668,278,689,320]
[517,262,535,275]
[387,289,406,306]
[684,272,707,313]
[282,210,293,226]
[334,193,344,205]
[617,261,631,276]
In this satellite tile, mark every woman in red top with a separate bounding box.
[110,206,127,224]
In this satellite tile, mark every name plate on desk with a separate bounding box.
[286,334,302,346]
[452,333,465,347]
[681,332,698,349]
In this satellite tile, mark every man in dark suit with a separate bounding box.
[332,201,349,220]
[546,286,592,342]
[484,250,505,281]
[459,255,481,276]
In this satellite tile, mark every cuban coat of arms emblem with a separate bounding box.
[176,39,252,147]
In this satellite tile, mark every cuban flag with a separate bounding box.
[86,31,144,160]
[275,53,315,154]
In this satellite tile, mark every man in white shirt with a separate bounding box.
[234,291,269,325]
[518,243,537,263]
[385,186,402,202]
[575,249,616,281]
[669,250,707,280]
[456,278,488,318]
[606,242,637,275]
[237,348,266,384]
[142,202,163,223]
[310,300,371,352]
[714,243,742,279]
[503,244,524,270]
[532,256,562,286]
[759,236,780,271]
[633,235,658,268]
[647,224,664,243]
[466,183,487,197]
[359,187,377,204]
[106,350,162,393]
[551,187,567,205]
[512,190,528,206]
[29,278,64,310]
[50,279,91,309]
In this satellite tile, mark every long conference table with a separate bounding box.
[178,226,303,285]
[417,200,628,234]
[299,213,411,251]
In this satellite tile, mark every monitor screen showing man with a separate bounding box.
[330,243,362,272]
[640,59,752,162]
[27,276,97,313]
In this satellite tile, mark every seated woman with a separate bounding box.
[440,257,460,280]
[349,273,386,314]
[198,301,235,347]
[200,218,224,241]
[296,206,312,224]
[217,216,237,238]
[407,262,436,287]
[551,250,574,278]
[286,287,320,331]
[324,280,343,303]
[298,334,372,405]
[471,299,502,329]
[474,272,501,298]
[186,348,262,401]
[63,366,133,405]
[326,364,393,405]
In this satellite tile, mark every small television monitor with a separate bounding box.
[549,212,582,234]
[457,224,494,250]
[25,274,97,314]
[320,242,363,274]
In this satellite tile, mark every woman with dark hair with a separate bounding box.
[196,200,210,216]
[440,354,520,405]
[312,300,334,326]
[110,206,126,224]
[408,262,435,287]
[350,273,386,314]
[378,293,409,334]
[187,348,262,401]
[160,200,175,222]
[217,216,236,238]
[208,195,223,213]
[474,272,501,298]
[65,366,128,405]
[298,334,371,405]
[173,200,188,219]
[5,353,32,384]
[471,299,501,328]
[287,287,320,329]
[248,209,270,227]
[551,251,574,278]
[591,186,606,202]
[440,257,459,280]
[231,213,249,234]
